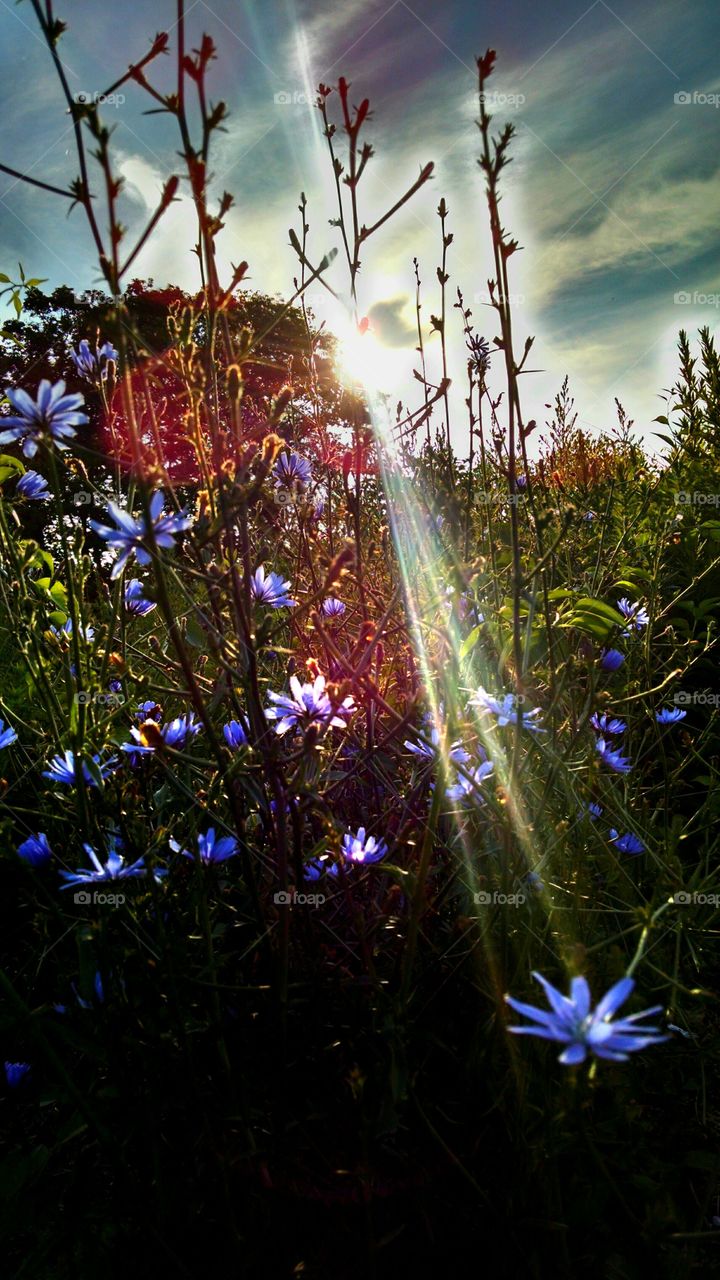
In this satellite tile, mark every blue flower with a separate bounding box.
[0,380,88,458]
[273,451,312,487]
[250,564,296,608]
[445,759,495,805]
[49,617,95,643]
[583,801,603,821]
[5,1061,31,1088]
[170,827,239,865]
[71,338,118,382]
[505,971,668,1065]
[223,718,250,751]
[124,578,156,617]
[43,750,114,787]
[469,688,545,735]
[120,711,201,760]
[322,597,346,619]
[136,700,162,721]
[17,832,52,867]
[0,718,18,749]
[341,826,388,866]
[265,674,355,736]
[161,712,200,749]
[609,829,645,855]
[404,725,471,765]
[595,737,632,773]
[590,713,626,735]
[617,597,649,631]
[656,706,687,725]
[467,333,491,372]
[59,837,146,887]
[15,469,50,501]
[600,648,625,672]
[89,491,192,579]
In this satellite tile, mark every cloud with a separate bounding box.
[368,295,416,346]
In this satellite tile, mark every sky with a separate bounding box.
[0,0,718,454]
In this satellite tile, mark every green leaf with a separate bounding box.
[459,624,482,660]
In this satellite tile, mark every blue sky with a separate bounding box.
[0,0,719,450]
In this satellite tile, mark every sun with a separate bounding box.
[335,320,405,395]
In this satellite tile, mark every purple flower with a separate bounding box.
[617,598,649,631]
[595,737,632,773]
[446,759,495,805]
[71,338,118,382]
[469,688,545,735]
[273,451,312,487]
[43,750,114,787]
[265,674,355,736]
[600,648,625,672]
[506,971,668,1065]
[170,827,239,865]
[0,379,88,458]
[17,832,52,867]
[223,717,250,751]
[656,706,687,725]
[341,826,388,866]
[590,712,626,735]
[250,565,296,608]
[5,1061,31,1088]
[15,469,50,501]
[322,597,346,619]
[124,578,156,617]
[609,829,645,855]
[59,837,146,888]
[89,491,192,579]
[0,718,18,750]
